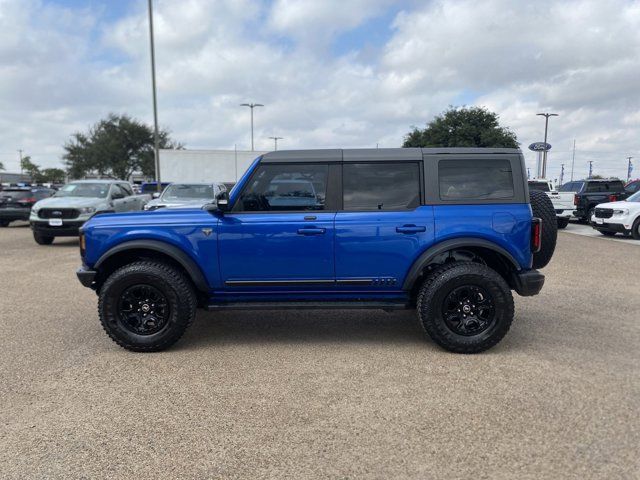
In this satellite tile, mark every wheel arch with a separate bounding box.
[402,238,522,296]
[93,240,209,295]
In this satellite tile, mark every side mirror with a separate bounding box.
[152,192,160,199]
[216,191,230,212]
[204,191,230,215]
[111,192,124,200]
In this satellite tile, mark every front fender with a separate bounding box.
[93,239,209,293]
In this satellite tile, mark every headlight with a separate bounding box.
[79,207,96,214]
[613,209,629,215]
[31,206,40,214]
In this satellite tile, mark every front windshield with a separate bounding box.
[161,184,214,201]
[627,191,640,202]
[54,183,109,198]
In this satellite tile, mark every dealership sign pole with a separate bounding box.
[528,142,552,179]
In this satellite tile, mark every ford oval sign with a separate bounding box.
[528,142,552,152]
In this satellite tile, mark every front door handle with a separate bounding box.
[297,227,326,235]
[396,225,426,234]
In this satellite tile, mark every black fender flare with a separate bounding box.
[402,237,521,290]
[94,240,209,293]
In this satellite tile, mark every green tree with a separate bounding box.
[0,161,4,171]
[38,168,66,183]
[403,106,519,148]
[20,156,41,179]
[63,114,182,180]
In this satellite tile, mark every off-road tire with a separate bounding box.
[632,218,640,240]
[416,262,514,354]
[33,232,54,245]
[529,190,557,269]
[98,261,197,352]
[557,217,569,229]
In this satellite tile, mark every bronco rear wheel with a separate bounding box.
[416,262,514,353]
[529,190,557,269]
[98,261,197,352]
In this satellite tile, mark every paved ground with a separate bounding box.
[0,222,638,479]
[562,221,640,245]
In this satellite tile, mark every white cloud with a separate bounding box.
[0,0,638,182]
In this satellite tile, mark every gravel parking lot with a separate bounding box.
[1,222,638,479]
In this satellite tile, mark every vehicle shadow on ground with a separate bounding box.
[180,310,430,349]
[49,239,79,248]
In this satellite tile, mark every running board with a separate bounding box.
[205,301,410,311]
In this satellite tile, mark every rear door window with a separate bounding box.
[342,162,421,211]
[439,159,514,200]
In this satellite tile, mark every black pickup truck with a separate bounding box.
[572,179,628,222]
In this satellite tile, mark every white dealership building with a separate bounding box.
[159,149,267,186]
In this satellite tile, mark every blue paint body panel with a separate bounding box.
[80,152,537,305]
[334,207,435,289]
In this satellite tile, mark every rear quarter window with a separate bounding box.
[438,159,514,200]
[586,181,625,193]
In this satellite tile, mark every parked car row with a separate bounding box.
[590,190,640,239]
[0,179,227,245]
[528,178,637,231]
[0,186,56,227]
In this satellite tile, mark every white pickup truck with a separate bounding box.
[528,180,576,229]
[30,180,151,245]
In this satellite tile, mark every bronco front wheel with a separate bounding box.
[416,262,514,353]
[98,261,197,352]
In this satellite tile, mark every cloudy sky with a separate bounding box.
[1,0,639,181]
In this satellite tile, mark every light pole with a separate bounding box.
[588,161,594,178]
[268,136,283,151]
[147,0,161,192]
[240,103,264,151]
[536,112,558,179]
[627,157,633,182]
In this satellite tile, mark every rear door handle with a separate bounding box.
[297,227,326,235]
[396,225,426,234]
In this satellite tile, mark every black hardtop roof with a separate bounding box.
[261,147,522,163]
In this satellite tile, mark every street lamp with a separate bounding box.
[240,103,264,151]
[147,0,161,192]
[268,136,283,151]
[536,112,558,179]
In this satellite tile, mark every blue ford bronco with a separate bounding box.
[77,148,557,353]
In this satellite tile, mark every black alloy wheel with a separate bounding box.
[442,285,496,336]
[118,284,170,335]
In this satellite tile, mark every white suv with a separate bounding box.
[591,190,640,239]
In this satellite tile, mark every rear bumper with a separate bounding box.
[76,265,97,289]
[0,208,30,221]
[511,269,545,297]
[554,209,576,219]
[30,220,84,237]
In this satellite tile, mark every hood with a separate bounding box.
[83,206,212,230]
[594,200,630,209]
[34,196,106,209]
